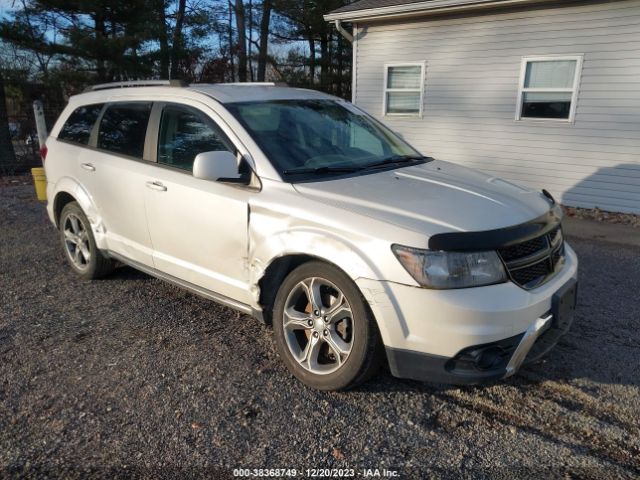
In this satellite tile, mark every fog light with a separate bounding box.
[474,347,506,371]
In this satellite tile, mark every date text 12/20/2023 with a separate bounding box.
[232,468,400,477]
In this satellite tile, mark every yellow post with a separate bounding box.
[31,100,48,202]
[31,167,47,201]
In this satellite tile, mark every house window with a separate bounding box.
[384,63,425,116]
[517,56,583,122]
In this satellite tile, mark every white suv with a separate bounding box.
[44,81,578,390]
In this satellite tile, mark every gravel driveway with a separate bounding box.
[1,181,639,479]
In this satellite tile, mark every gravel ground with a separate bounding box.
[1,183,639,479]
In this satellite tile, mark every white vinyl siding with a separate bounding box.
[353,0,640,213]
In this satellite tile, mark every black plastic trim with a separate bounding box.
[428,205,563,252]
[525,278,578,363]
[386,347,508,385]
[542,189,556,205]
[106,250,258,317]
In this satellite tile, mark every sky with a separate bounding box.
[0,0,14,20]
[0,0,13,12]
[0,0,311,69]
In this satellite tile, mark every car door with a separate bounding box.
[143,102,254,305]
[58,102,105,193]
[80,101,157,266]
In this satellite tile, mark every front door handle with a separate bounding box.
[81,163,95,172]
[145,180,167,192]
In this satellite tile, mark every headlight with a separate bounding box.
[391,245,507,289]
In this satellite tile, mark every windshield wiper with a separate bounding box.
[360,155,428,171]
[282,155,430,176]
[282,165,363,175]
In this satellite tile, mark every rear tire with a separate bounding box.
[59,202,115,279]
[272,261,383,391]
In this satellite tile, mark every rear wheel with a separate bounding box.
[59,202,115,279]
[272,261,383,391]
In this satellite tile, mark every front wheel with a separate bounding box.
[272,261,383,391]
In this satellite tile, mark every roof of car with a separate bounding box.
[189,84,335,103]
[71,82,336,105]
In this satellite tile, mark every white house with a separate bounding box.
[325,0,640,214]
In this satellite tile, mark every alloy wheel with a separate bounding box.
[63,213,91,270]
[282,277,354,375]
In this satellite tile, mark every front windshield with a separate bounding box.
[226,99,425,180]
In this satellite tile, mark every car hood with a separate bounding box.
[292,160,554,236]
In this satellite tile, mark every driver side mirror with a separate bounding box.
[193,151,243,183]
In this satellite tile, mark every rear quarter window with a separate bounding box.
[97,102,152,158]
[58,104,104,145]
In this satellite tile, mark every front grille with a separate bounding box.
[498,225,565,290]
[498,235,548,262]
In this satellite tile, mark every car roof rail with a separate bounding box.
[214,82,288,87]
[85,79,188,92]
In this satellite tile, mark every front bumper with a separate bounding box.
[385,305,575,385]
[356,243,578,385]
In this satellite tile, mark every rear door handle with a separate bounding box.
[81,163,95,172]
[145,180,167,192]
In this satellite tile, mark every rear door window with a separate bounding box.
[58,104,104,145]
[97,102,152,158]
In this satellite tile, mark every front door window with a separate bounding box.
[157,105,234,171]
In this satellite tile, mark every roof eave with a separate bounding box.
[324,0,557,22]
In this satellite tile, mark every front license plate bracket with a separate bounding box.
[552,278,578,331]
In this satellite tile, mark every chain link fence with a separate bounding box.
[2,81,65,175]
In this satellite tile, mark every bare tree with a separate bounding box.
[257,0,271,82]
[227,2,236,81]
[234,0,247,81]
[248,0,254,81]
[157,0,170,78]
[170,0,187,79]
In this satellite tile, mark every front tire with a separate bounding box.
[59,202,115,279]
[272,261,383,391]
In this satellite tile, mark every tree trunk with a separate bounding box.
[94,11,107,82]
[319,33,328,91]
[0,71,16,167]
[328,30,334,95]
[235,0,247,82]
[158,0,170,78]
[336,32,343,98]
[248,0,254,81]
[307,36,315,87]
[170,0,187,79]
[227,2,235,81]
[257,0,271,82]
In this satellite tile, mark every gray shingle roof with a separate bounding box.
[329,0,432,15]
